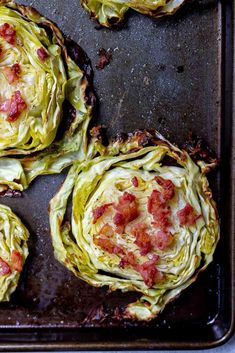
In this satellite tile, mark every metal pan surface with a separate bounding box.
[0,0,234,350]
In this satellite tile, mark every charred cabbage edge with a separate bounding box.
[81,0,185,27]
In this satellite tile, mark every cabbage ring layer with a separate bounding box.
[0,204,29,302]
[49,130,219,321]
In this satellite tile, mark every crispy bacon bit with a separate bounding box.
[0,23,16,44]
[0,91,27,122]
[94,236,124,255]
[96,48,112,70]
[131,223,152,255]
[115,224,125,235]
[113,212,125,226]
[152,230,173,250]
[92,203,113,224]
[37,47,49,61]
[8,91,27,122]
[99,223,115,237]
[148,190,172,231]
[131,176,139,187]
[94,223,125,254]
[154,176,175,201]
[0,44,3,57]
[119,192,136,203]
[151,206,172,231]
[119,251,137,268]
[113,192,139,231]
[119,251,163,287]
[148,177,175,232]
[135,254,160,287]
[3,63,21,84]
[148,177,175,213]
[177,203,201,226]
[0,257,11,276]
[11,250,23,272]
[148,190,164,213]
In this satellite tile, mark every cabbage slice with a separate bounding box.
[81,0,185,27]
[0,1,94,194]
[49,130,219,321]
[0,204,29,301]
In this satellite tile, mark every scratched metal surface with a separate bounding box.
[0,0,233,349]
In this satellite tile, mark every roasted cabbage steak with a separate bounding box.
[81,0,185,27]
[0,0,95,195]
[49,130,219,321]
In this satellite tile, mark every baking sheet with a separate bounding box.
[0,0,234,350]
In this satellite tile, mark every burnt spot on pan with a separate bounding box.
[96,48,113,70]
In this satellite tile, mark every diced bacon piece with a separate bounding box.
[113,192,139,231]
[152,230,173,250]
[113,212,125,226]
[113,213,125,234]
[154,176,175,201]
[12,63,20,74]
[119,192,136,204]
[148,177,174,216]
[94,236,124,255]
[3,91,27,122]
[131,176,139,187]
[11,250,23,272]
[124,201,139,222]
[37,47,49,61]
[0,44,3,57]
[119,251,137,268]
[177,203,201,226]
[0,23,16,44]
[151,206,172,231]
[148,178,174,232]
[135,254,160,288]
[0,91,27,121]
[147,190,165,214]
[115,224,125,235]
[131,222,152,255]
[99,224,114,237]
[94,223,124,255]
[92,203,113,224]
[0,257,11,276]
[3,63,21,84]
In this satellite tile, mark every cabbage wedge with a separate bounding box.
[81,0,186,27]
[49,130,219,321]
[0,1,95,195]
[0,204,29,301]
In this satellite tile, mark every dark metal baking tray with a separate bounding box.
[0,0,234,350]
